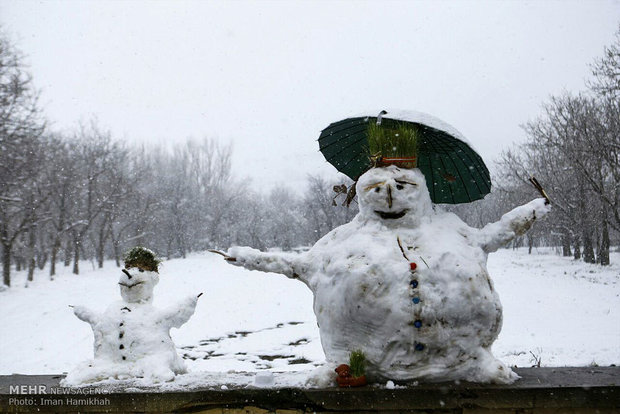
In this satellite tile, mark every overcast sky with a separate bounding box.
[1,0,619,189]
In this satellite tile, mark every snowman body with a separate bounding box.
[90,301,186,370]
[308,211,504,382]
[63,268,197,385]
[229,166,549,384]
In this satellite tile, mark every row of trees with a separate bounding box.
[490,28,620,265]
[0,29,358,288]
[1,123,357,287]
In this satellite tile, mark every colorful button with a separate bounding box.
[410,280,418,288]
[412,297,420,304]
[415,343,425,351]
[410,262,417,271]
[413,320,422,328]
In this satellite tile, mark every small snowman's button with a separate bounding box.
[415,343,425,351]
[412,297,420,304]
[119,344,124,350]
[413,320,422,328]
[409,262,417,271]
[410,280,418,288]
[119,332,124,339]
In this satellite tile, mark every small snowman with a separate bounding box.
[62,247,200,385]
[219,112,550,385]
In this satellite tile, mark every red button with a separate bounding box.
[410,262,417,271]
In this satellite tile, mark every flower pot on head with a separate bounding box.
[376,156,417,169]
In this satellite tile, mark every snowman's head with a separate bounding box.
[118,266,159,303]
[356,166,432,226]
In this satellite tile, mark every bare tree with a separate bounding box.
[0,31,45,287]
[588,25,620,99]
[66,121,123,274]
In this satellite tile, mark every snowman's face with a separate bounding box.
[118,267,159,303]
[356,166,432,226]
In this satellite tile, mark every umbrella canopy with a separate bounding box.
[318,109,491,204]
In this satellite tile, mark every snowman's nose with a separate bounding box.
[387,185,393,209]
[122,269,132,279]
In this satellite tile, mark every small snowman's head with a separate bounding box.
[120,247,161,303]
[356,166,433,226]
[119,267,159,303]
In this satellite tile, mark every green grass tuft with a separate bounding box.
[123,246,161,272]
[367,121,419,161]
[349,349,367,378]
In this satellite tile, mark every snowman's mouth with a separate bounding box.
[375,209,408,219]
[119,281,144,288]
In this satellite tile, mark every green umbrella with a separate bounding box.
[318,110,491,204]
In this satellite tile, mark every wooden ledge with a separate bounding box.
[0,367,618,413]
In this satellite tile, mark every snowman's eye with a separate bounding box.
[138,268,144,273]
[364,181,385,192]
[395,179,417,187]
[396,184,404,190]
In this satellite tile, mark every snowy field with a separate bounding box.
[0,247,618,386]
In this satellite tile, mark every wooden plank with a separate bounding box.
[0,367,618,413]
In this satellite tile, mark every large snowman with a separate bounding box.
[225,165,549,385]
[63,247,200,385]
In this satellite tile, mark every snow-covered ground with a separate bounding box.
[0,247,618,386]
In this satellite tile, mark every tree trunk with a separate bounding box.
[176,228,187,259]
[97,240,105,269]
[528,234,534,254]
[64,239,71,267]
[166,238,173,260]
[2,242,11,287]
[561,231,571,257]
[582,231,596,264]
[96,219,109,269]
[573,236,581,260]
[113,239,121,267]
[599,219,610,266]
[37,251,47,270]
[72,236,80,275]
[27,224,36,282]
[50,238,60,279]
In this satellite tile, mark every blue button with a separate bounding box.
[413,320,422,328]
[410,280,418,288]
[415,343,425,351]
[412,297,420,304]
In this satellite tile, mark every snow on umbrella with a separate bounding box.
[318,109,492,204]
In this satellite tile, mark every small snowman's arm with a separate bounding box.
[160,295,199,328]
[72,306,99,326]
[223,246,311,285]
[478,198,551,253]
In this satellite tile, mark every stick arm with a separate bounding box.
[224,246,311,284]
[478,198,551,253]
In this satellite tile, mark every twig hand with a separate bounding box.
[529,176,551,205]
[207,249,237,262]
